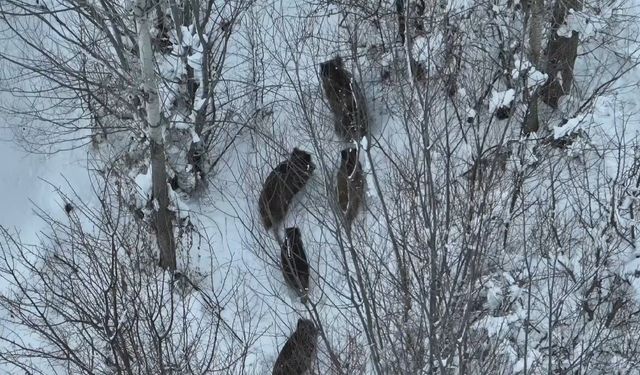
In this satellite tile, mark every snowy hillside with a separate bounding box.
[2,0,640,374]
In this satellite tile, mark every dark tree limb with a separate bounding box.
[539,0,582,108]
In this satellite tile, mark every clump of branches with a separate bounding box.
[0,175,252,374]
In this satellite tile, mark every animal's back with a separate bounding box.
[286,149,315,195]
[259,163,290,229]
[320,58,369,141]
[348,80,369,140]
[273,319,318,375]
[281,227,310,296]
[337,149,364,230]
[259,151,314,230]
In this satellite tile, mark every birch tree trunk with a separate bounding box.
[135,0,177,270]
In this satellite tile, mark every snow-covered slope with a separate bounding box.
[3,0,640,373]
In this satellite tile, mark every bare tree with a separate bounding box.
[238,0,640,373]
[2,0,640,373]
[0,0,253,266]
[135,0,176,270]
[0,175,255,373]
[0,0,249,188]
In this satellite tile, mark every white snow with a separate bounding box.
[473,314,518,337]
[412,34,444,66]
[528,69,548,89]
[133,169,152,208]
[557,7,611,41]
[360,136,377,199]
[190,128,201,143]
[168,187,191,220]
[381,51,394,68]
[466,107,477,119]
[3,0,640,373]
[486,280,503,311]
[194,97,208,111]
[512,350,541,373]
[489,89,515,112]
[511,58,532,80]
[553,114,587,139]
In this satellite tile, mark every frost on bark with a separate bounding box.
[136,0,176,270]
[539,0,582,109]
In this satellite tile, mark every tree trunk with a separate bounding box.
[518,0,544,135]
[136,0,177,270]
[396,0,406,44]
[528,0,543,66]
[523,0,544,134]
[539,0,581,109]
[151,140,176,270]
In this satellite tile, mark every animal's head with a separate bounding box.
[285,227,301,242]
[296,318,317,336]
[340,147,359,170]
[319,56,344,78]
[291,148,316,174]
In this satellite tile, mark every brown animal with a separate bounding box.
[281,227,310,301]
[273,319,318,375]
[336,147,364,232]
[319,56,369,142]
[259,148,315,230]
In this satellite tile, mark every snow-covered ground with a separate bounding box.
[0,126,91,238]
[2,0,640,373]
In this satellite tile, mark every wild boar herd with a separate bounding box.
[258,55,369,374]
